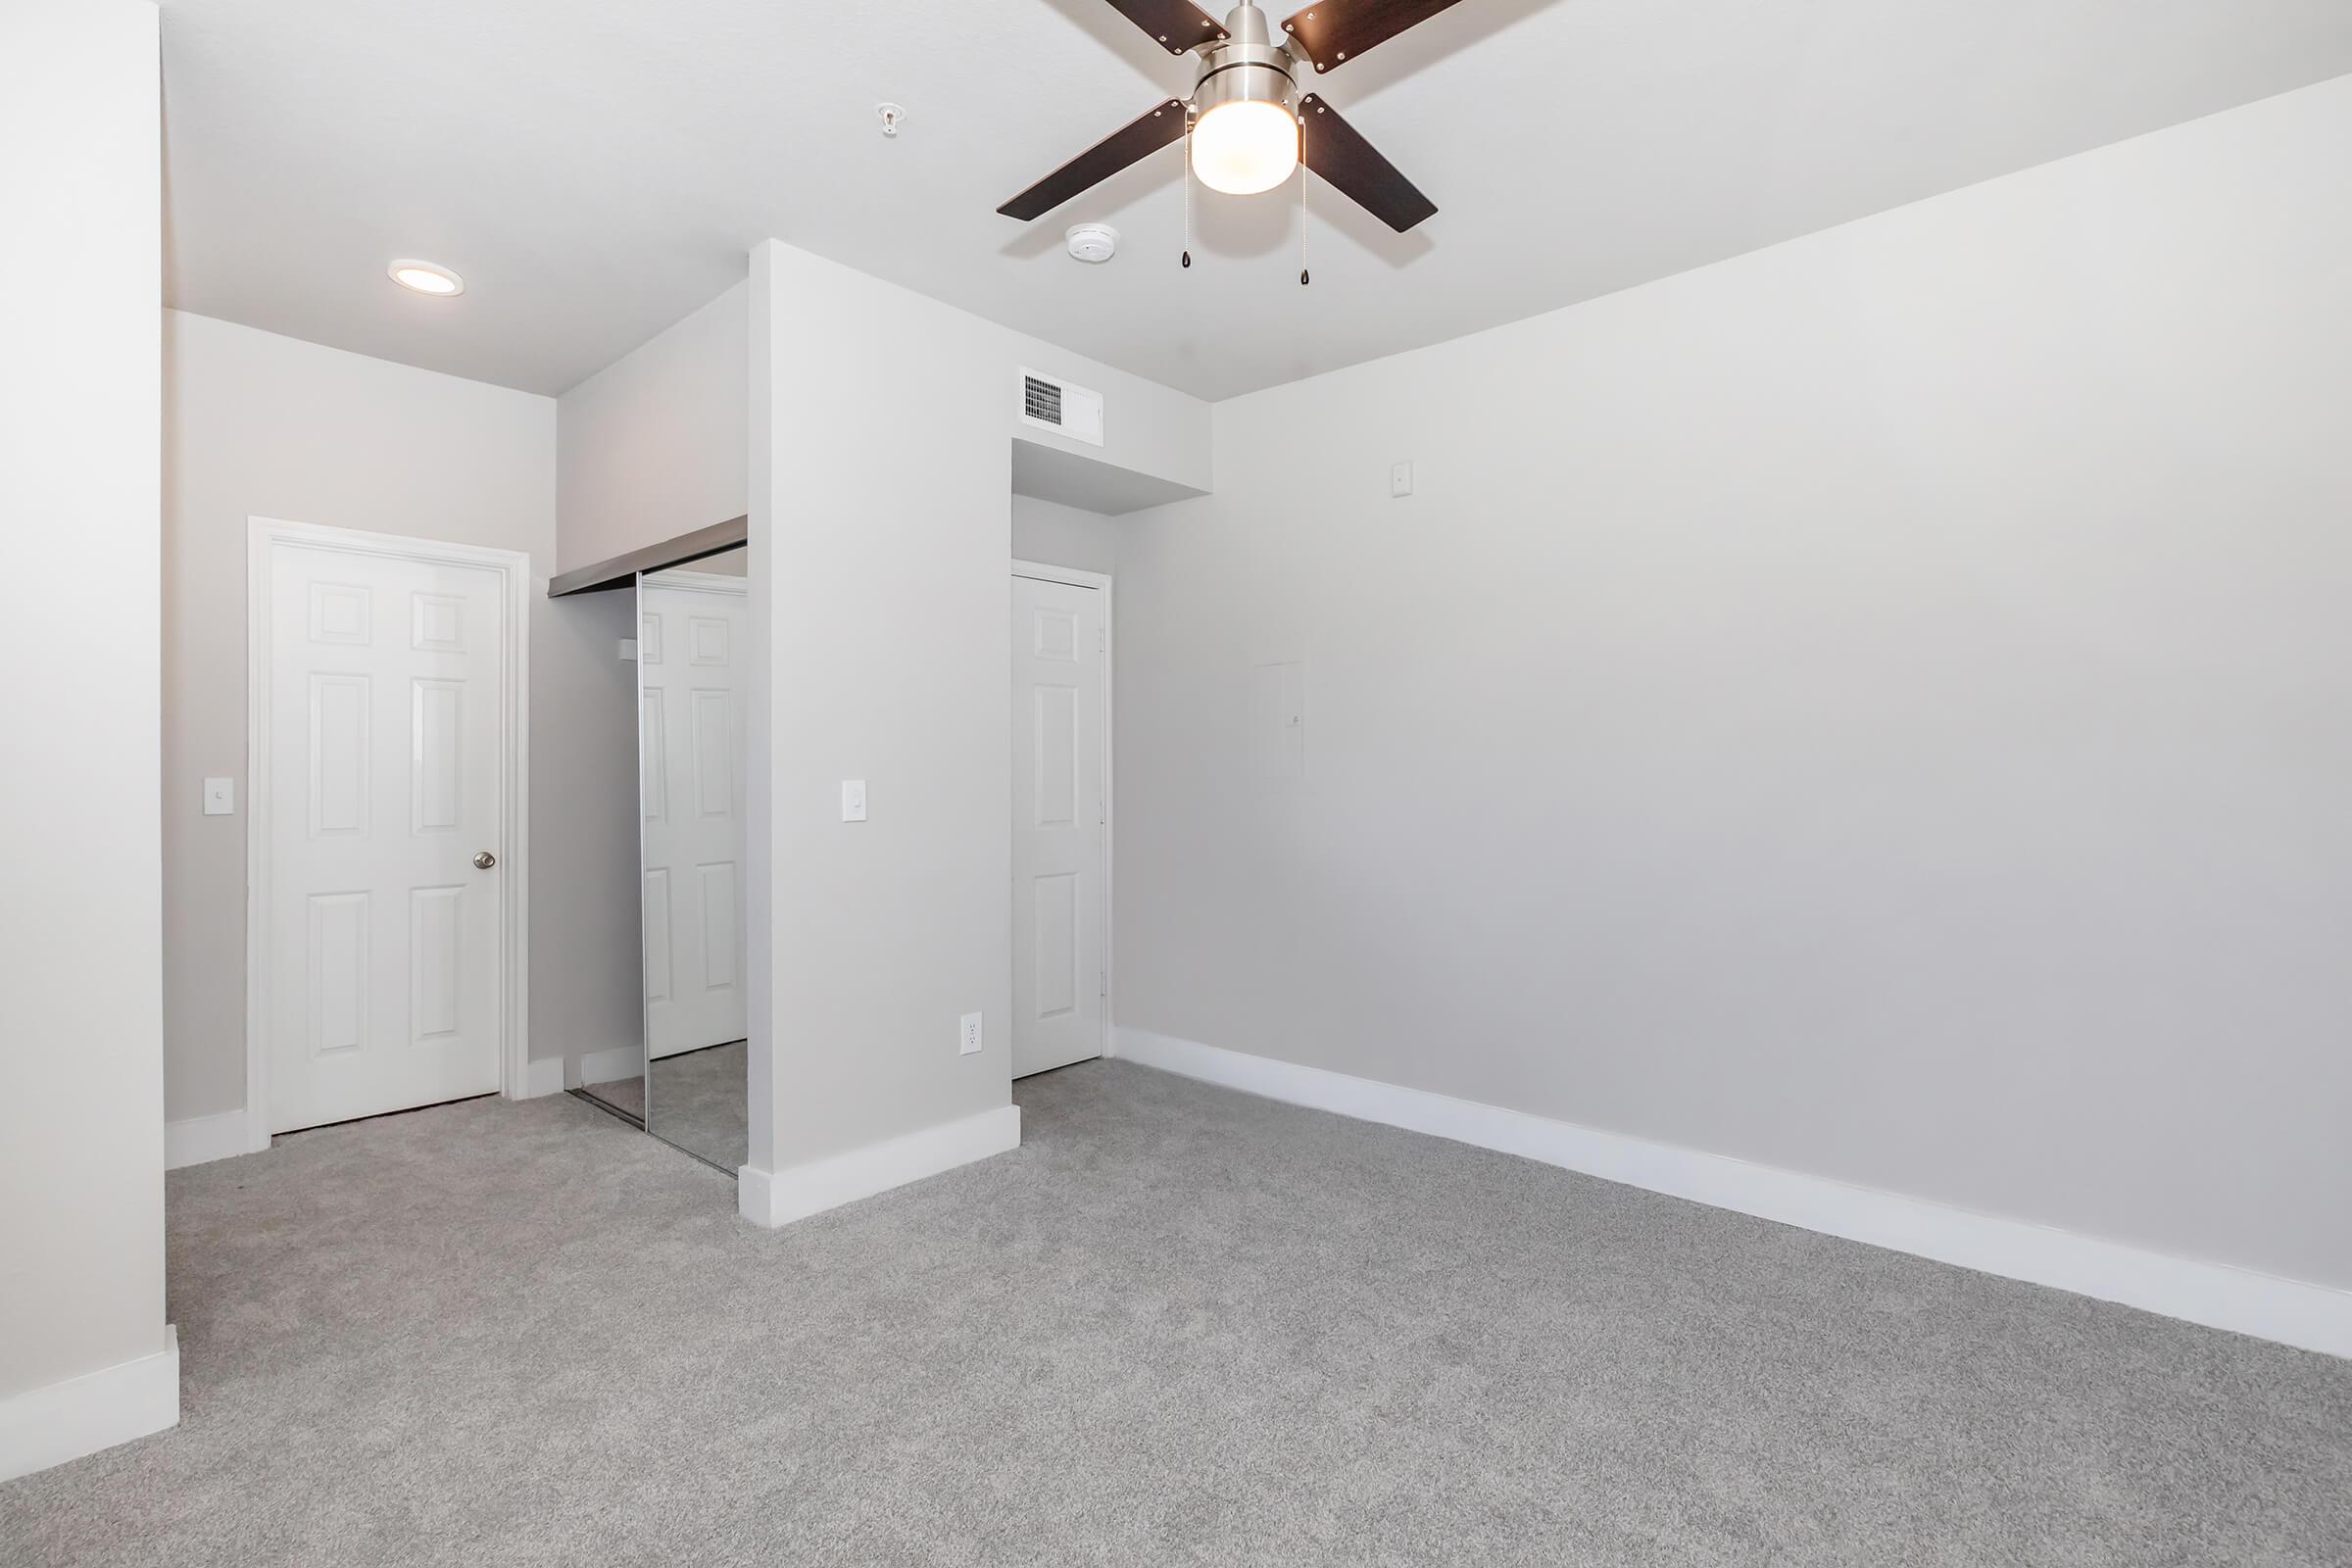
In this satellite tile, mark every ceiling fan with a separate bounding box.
[997,0,1462,234]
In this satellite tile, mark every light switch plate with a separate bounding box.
[618,637,638,661]
[202,777,235,816]
[1390,461,1414,498]
[841,780,867,822]
[958,1012,983,1055]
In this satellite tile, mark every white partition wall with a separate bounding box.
[740,240,1209,1223]
[0,0,176,1480]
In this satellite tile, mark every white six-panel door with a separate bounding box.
[1011,571,1107,1078]
[264,537,510,1133]
[639,574,749,1059]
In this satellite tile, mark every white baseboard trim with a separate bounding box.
[0,1325,180,1483]
[578,1045,642,1091]
[165,1110,269,1171]
[1109,1027,2352,1360]
[518,1055,567,1099]
[739,1103,1022,1229]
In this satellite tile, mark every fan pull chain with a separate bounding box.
[1182,111,1195,270]
[1298,128,1310,287]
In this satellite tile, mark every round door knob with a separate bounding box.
[473,850,497,869]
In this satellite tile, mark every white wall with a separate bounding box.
[1112,78,2352,1292]
[163,311,635,1119]
[746,241,1207,1196]
[1012,495,1120,577]
[0,0,173,1463]
[557,279,747,573]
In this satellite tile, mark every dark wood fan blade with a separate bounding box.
[1102,0,1231,55]
[1280,0,1466,74]
[997,100,1191,221]
[1298,94,1437,231]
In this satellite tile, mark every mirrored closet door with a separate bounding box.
[634,549,751,1171]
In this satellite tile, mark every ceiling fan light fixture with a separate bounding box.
[995,0,1439,232]
[1191,98,1298,195]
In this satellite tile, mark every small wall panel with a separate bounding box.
[411,679,463,833]
[309,673,370,837]
[689,615,730,665]
[698,861,738,991]
[1033,685,1078,828]
[308,582,370,645]
[410,885,463,1041]
[308,892,369,1054]
[1252,661,1306,781]
[691,689,732,819]
[640,689,668,822]
[642,867,673,1003]
[1033,607,1078,662]
[1033,871,1078,1020]
[411,593,466,653]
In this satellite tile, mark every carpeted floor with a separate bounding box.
[580,1040,749,1171]
[4,1059,2348,1566]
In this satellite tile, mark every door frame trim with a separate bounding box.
[244,516,534,1148]
[1010,561,1114,1069]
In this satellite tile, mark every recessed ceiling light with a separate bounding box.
[387,259,464,297]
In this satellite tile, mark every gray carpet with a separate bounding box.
[580,1063,642,1113]
[581,1041,749,1172]
[4,1060,2348,1566]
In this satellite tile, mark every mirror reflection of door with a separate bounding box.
[637,555,752,1172]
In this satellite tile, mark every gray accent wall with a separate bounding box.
[1109,78,2352,1290]
[161,311,637,1120]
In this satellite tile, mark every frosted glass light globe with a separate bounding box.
[1192,99,1298,195]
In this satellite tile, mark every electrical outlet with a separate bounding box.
[958,1012,983,1056]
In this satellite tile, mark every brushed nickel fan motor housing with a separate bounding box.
[1189,2,1300,121]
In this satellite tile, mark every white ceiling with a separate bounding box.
[159,0,2352,401]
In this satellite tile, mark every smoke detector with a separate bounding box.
[1064,223,1119,264]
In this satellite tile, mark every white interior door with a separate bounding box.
[639,574,749,1059]
[1011,571,1107,1078]
[264,538,510,1132]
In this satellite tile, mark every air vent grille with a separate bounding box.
[1015,367,1103,446]
[1022,374,1064,427]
